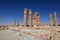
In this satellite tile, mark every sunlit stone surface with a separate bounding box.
[0,29,40,40]
[0,26,60,40]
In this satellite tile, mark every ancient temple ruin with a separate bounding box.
[24,8,41,27]
[24,8,58,27]
[1,8,60,40]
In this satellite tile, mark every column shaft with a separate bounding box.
[54,12,58,26]
[38,15,40,26]
[29,10,32,27]
[24,8,27,27]
[50,13,52,26]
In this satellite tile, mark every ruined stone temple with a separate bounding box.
[9,8,60,40]
[24,8,40,27]
[13,8,58,27]
[20,8,60,40]
[23,8,58,27]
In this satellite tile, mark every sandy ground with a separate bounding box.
[0,29,40,40]
[0,28,60,40]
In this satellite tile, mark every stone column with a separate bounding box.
[37,15,40,26]
[34,12,38,27]
[14,20,16,26]
[50,13,52,26]
[32,15,36,27]
[24,8,28,27]
[29,9,32,27]
[35,12,40,27]
[32,16,34,26]
[54,12,58,26]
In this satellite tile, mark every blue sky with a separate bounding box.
[0,0,60,25]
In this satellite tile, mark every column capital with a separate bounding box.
[29,9,32,15]
[35,12,39,16]
[50,13,52,18]
[54,12,56,16]
[24,8,28,14]
[38,15,40,18]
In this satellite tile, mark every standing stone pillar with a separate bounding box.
[35,13,40,27]
[32,16,35,26]
[54,12,58,26]
[34,12,37,27]
[29,9,32,27]
[24,8,28,27]
[37,15,40,26]
[50,13,52,26]
[32,16,34,26]
[32,15,36,27]
[14,20,16,26]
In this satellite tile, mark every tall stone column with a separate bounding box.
[32,16,35,26]
[24,8,28,27]
[50,13,52,26]
[34,12,38,27]
[32,16,34,26]
[35,13,40,27]
[14,20,16,26]
[32,15,36,27]
[29,9,32,27]
[37,15,40,26]
[54,12,58,26]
